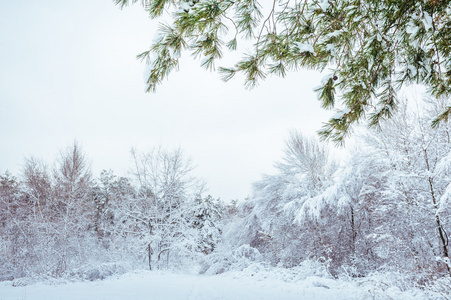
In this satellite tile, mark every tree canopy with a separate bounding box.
[114,0,451,143]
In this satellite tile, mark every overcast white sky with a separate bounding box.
[0,0,332,201]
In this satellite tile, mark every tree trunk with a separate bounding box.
[350,205,356,254]
[427,175,450,275]
[423,148,450,275]
[147,243,152,271]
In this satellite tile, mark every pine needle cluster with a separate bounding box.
[116,0,451,144]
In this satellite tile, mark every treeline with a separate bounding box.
[0,146,227,279]
[229,98,451,278]
[1,97,451,281]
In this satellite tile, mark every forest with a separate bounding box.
[1,96,451,292]
[4,0,451,298]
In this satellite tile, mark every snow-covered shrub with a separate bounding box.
[73,262,130,281]
[232,244,261,262]
[198,246,233,275]
[198,244,263,275]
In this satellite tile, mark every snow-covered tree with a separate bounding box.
[50,142,95,274]
[92,170,136,245]
[0,143,99,278]
[115,0,451,142]
[120,147,205,269]
[357,98,451,275]
[231,131,337,266]
[0,171,23,278]
[190,195,223,254]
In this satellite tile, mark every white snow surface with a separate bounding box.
[296,43,315,55]
[331,108,351,120]
[0,266,439,300]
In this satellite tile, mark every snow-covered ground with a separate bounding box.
[0,265,443,300]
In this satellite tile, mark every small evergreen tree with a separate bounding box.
[190,195,223,254]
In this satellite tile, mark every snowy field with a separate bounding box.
[0,267,442,300]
